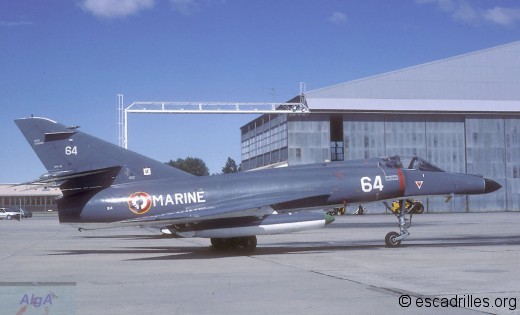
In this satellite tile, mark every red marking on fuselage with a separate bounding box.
[397,168,405,196]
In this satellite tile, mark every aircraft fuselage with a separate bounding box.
[61,157,490,225]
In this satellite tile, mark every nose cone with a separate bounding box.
[484,178,502,194]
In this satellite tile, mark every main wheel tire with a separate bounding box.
[211,238,231,251]
[237,236,257,252]
[413,202,425,214]
[211,236,257,252]
[385,231,401,248]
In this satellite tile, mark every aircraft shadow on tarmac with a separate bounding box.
[45,234,520,261]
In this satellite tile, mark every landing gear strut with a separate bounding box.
[383,200,413,248]
[210,236,257,252]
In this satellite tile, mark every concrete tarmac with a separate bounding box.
[1,212,520,315]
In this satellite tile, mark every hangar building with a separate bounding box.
[0,184,60,212]
[240,41,520,213]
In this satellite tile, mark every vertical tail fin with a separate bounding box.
[15,117,193,186]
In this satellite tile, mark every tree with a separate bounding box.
[222,157,240,174]
[166,157,209,176]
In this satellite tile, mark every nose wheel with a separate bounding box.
[385,231,401,247]
[383,200,413,248]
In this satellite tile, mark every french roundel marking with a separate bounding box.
[128,192,152,214]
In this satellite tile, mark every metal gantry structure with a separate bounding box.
[118,93,309,149]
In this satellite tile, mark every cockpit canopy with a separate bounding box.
[382,156,444,172]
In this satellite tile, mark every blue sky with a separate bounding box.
[1,0,519,182]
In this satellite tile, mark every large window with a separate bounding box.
[330,141,344,161]
[330,114,344,161]
[240,114,288,170]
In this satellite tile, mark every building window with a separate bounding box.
[240,114,288,171]
[330,114,344,161]
[331,141,344,161]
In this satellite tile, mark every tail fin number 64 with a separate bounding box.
[65,146,78,156]
[361,176,384,192]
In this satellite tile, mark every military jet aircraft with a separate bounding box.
[15,117,501,251]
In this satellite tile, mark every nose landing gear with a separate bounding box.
[382,199,423,247]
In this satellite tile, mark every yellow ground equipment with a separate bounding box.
[390,199,425,214]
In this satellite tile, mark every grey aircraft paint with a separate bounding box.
[15,117,501,251]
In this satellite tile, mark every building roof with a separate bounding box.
[0,184,61,197]
[305,41,520,113]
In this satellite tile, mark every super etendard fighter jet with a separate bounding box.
[15,117,501,251]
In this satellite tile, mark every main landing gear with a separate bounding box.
[210,236,257,252]
[382,200,423,247]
